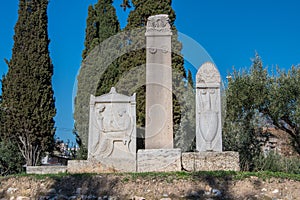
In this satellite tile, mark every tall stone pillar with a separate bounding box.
[196,62,222,152]
[145,14,173,149]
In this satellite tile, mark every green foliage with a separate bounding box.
[82,0,121,60]
[0,140,24,176]
[1,0,56,166]
[224,52,300,171]
[253,152,300,174]
[1,96,24,175]
[268,66,300,152]
[223,53,265,170]
[187,69,194,89]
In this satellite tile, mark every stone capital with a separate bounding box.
[145,14,172,36]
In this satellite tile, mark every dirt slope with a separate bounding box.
[0,173,299,199]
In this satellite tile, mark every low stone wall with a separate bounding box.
[26,166,67,174]
[26,151,240,174]
[182,151,240,171]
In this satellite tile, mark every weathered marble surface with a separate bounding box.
[88,87,136,172]
[26,166,67,175]
[182,151,240,171]
[67,160,120,173]
[137,149,181,172]
[196,62,222,152]
[145,14,173,149]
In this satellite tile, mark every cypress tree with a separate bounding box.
[82,5,97,60]
[1,0,56,166]
[187,69,194,89]
[75,0,120,146]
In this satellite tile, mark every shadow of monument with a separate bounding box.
[186,172,262,200]
[42,174,122,199]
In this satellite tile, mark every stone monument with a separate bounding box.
[145,14,173,149]
[87,87,137,172]
[196,62,222,152]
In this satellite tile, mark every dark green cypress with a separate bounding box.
[75,0,121,146]
[187,69,194,89]
[1,0,56,166]
[82,5,97,60]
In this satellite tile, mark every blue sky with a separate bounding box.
[1,0,300,143]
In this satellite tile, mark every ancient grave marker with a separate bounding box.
[88,87,137,172]
[145,14,173,149]
[196,62,222,152]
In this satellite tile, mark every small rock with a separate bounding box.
[47,188,57,194]
[38,196,50,200]
[102,196,108,200]
[212,189,221,197]
[7,187,18,194]
[88,195,97,199]
[272,189,279,194]
[160,198,171,200]
[190,191,200,197]
[162,193,168,197]
[81,195,88,200]
[205,185,212,191]
[132,196,145,200]
[261,188,267,192]
[76,188,82,195]
[16,197,30,200]
[68,196,77,200]
[10,197,15,200]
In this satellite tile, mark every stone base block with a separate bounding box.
[68,158,136,173]
[26,166,67,174]
[67,160,119,173]
[98,157,136,172]
[182,151,240,171]
[137,149,181,172]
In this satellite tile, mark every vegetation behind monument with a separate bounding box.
[75,0,195,151]
[1,0,56,167]
[223,53,300,171]
[74,0,121,148]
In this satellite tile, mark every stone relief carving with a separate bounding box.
[149,47,157,54]
[92,104,134,158]
[196,62,221,84]
[88,87,136,171]
[196,62,222,152]
[146,14,172,35]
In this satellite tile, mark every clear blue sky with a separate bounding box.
[1,0,300,143]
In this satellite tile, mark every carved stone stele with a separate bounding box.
[196,62,222,152]
[88,87,136,172]
[145,14,173,149]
